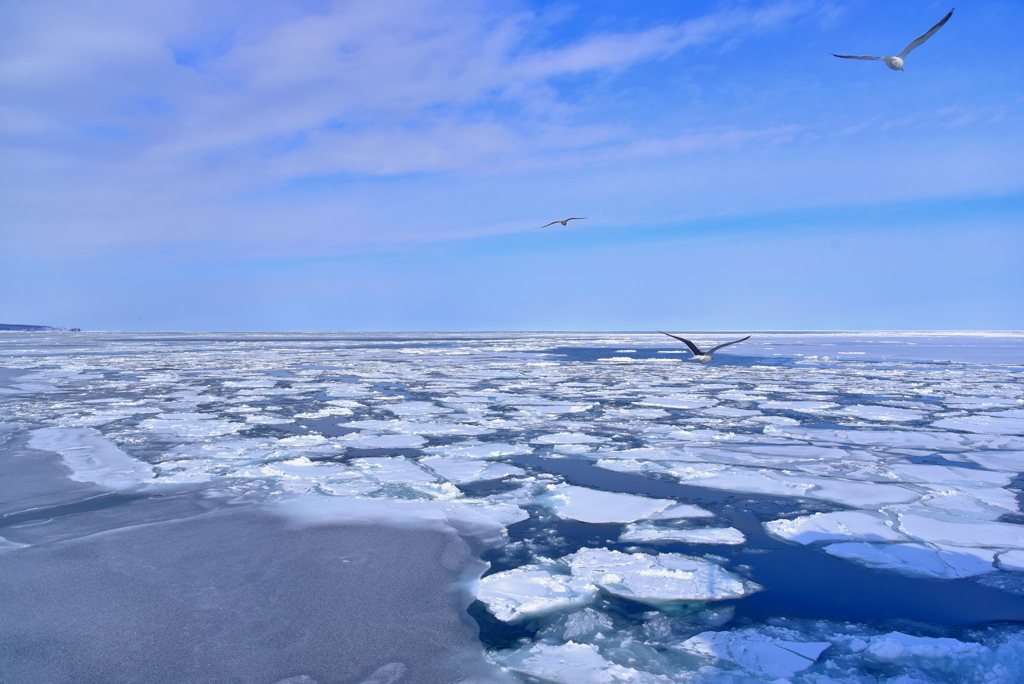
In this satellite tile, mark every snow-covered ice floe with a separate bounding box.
[28,427,155,489]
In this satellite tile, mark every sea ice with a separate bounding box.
[566,548,760,604]
[824,542,996,579]
[336,433,427,449]
[420,457,525,484]
[765,511,909,544]
[532,433,607,445]
[932,415,1024,436]
[619,523,746,545]
[138,413,242,438]
[539,485,702,524]
[635,397,717,410]
[863,631,988,665]
[476,565,598,621]
[28,427,155,489]
[421,443,532,460]
[676,628,830,679]
[495,641,666,684]
[349,457,439,485]
[840,405,927,422]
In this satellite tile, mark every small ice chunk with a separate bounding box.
[28,427,154,489]
[420,457,525,484]
[567,548,760,604]
[540,485,685,524]
[765,511,909,544]
[476,566,598,621]
[824,542,995,579]
[863,632,988,665]
[677,629,830,679]
[620,524,746,545]
[559,608,614,642]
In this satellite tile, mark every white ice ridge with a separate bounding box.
[539,485,712,524]
[677,629,831,679]
[619,523,746,545]
[28,427,155,489]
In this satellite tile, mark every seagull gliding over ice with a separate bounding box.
[540,217,587,228]
[831,8,954,71]
[658,332,751,364]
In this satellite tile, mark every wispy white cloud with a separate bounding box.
[1,0,1021,263]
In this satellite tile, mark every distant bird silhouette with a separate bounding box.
[832,8,953,71]
[659,332,751,364]
[540,217,587,228]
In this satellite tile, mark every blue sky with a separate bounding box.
[1,0,1022,331]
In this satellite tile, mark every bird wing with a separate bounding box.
[899,9,954,59]
[566,217,588,221]
[540,221,559,228]
[831,54,882,60]
[658,331,703,356]
[706,335,752,355]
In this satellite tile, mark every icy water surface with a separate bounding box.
[2,331,1024,683]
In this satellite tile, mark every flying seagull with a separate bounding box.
[832,8,954,71]
[540,217,587,228]
[658,332,751,364]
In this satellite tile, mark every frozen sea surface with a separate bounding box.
[2,330,1024,683]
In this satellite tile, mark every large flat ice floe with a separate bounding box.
[539,484,713,524]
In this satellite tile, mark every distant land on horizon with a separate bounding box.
[0,323,81,332]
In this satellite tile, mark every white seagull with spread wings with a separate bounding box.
[659,332,751,364]
[540,217,587,228]
[832,8,954,71]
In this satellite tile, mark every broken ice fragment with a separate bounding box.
[676,628,830,679]
[476,566,598,621]
[540,485,708,524]
[619,524,746,545]
[764,511,909,544]
[824,542,995,579]
[567,548,760,604]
